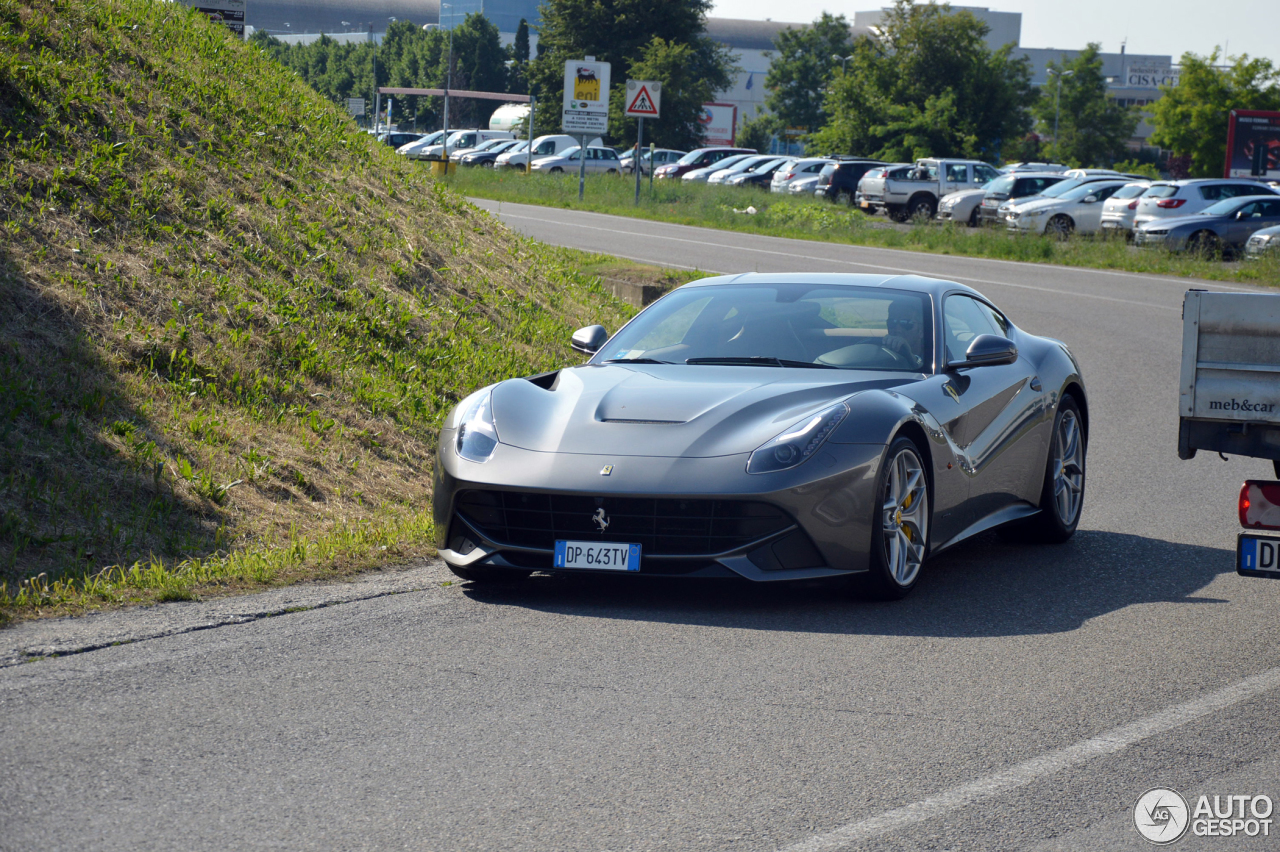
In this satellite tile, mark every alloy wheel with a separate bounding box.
[1052,409,1085,526]
[881,447,929,586]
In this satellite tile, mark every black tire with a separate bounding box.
[1188,230,1222,259]
[908,195,937,221]
[1005,395,1086,543]
[1046,214,1075,240]
[447,563,532,584]
[888,207,910,223]
[967,207,981,228]
[1272,459,1280,479]
[549,166,563,174]
[836,189,854,206]
[851,436,932,600]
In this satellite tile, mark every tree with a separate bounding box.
[736,109,776,155]
[527,0,734,142]
[1032,44,1137,167]
[810,0,1034,162]
[1149,50,1280,178]
[762,14,856,141]
[607,37,734,149]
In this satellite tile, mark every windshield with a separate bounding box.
[1039,179,1087,198]
[1144,184,1177,199]
[557,146,582,159]
[987,175,1017,194]
[677,150,710,165]
[596,284,934,372]
[1059,183,1113,201]
[1112,183,1148,199]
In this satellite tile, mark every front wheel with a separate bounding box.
[908,196,936,221]
[549,166,563,174]
[1188,230,1222,259]
[853,436,931,599]
[1046,214,1075,240]
[967,207,981,228]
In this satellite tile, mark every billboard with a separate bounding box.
[1225,110,1280,179]
[699,103,737,146]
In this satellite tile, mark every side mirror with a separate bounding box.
[1236,210,1249,220]
[952,334,1018,368]
[1082,195,1098,204]
[571,325,608,355]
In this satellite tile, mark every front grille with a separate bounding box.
[455,490,793,557]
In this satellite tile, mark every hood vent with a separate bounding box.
[600,418,685,425]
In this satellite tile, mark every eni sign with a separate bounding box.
[562,58,611,135]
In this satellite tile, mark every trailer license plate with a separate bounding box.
[1237,533,1280,578]
[554,541,641,572]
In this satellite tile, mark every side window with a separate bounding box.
[1093,185,1122,201]
[946,164,968,183]
[1261,200,1280,217]
[1199,185,1223,201]
[536,141,555,154]
[975,164,1000,183]
[974,301,1010,336]
[1237,201,1262,218]
[943,296,1002,363]
[1225,184,1258,199]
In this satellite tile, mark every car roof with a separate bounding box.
[681,272,981,299]
[1167,177,1275,186]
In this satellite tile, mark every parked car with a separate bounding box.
[397,130,448,159]
[1134,194,1280,256]
[419,128,515,160]
[1098,181,1155,237]
[1000,162,1068,173]
[621,148,684,175]
[814,158,888,205]
[459,140,525,167]
[654,147,757,180]
[496,134,599,169]
[1132,178,1279,230]
[706,155,782,185]
[1245,224,1280,259]
[936,189,989,227]
[787,175,823,195]
[995,173,1148,224]
[859,158,1001,220]
[725,157,789,188]
[450,137,515,162]
[975,172,1069,226]
[771,157,834,193]
[684,154,758,183]
[530,146,622,174]
[855,164,911,211]
[1004,179,1134,237]
[379,131,424,149]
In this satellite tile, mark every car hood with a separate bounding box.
[488,364,917,458]
[1014,197,1068,214]
[942,189,986,204]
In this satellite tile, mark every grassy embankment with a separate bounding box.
[0,0,696,621]
[447,166,1280,284]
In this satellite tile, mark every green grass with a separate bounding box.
[0,0,666,620]
[446,167,1280,284]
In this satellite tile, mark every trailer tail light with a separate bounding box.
[1128,199,1140,210]
[1240,480,1280,529]
[1156,198,1187,209]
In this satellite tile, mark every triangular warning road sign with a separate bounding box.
[626,85,659,116]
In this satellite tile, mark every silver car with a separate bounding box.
[1245,224,1280,259]
[936,188,988,227]
[683,154,757,183]
[530,146,622,174]
[1098,181,1153,237]
[771,158,834,193]
[1005,180,1133,237]
[433,273,1088,600]
[1132,178,1278,229]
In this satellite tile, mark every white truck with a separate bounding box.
[859,157,1001,222]
[1178,289,1280,579]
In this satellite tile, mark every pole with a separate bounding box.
[1053,74,1061,147]
[634,117,643,205]
[649,142,654,193]
[577,134,587,201]
[443,23,453,160]
[526,94,535,175]
[370,24,377,133]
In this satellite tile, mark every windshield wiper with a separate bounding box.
[685,356,838,369]
[601,357,671,364]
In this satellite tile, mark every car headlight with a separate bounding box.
[1026,208,1048,217]
[455,391,499,462]
[1146,228,1169,236]
[747,402,849,474]
[1252,233,1273,244]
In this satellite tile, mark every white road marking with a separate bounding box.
[777,664,1280,852]
[491,211,1182,312]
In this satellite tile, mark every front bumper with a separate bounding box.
[433,436,886,582]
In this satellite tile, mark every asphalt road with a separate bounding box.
[4,201,1280,851]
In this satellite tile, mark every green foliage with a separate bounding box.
[811,0,1034,161]
[0,0,636,614]
[528,0,733,146]
[1149,49,1280,178]
[763,13,856,140]
[252,14,513,130]
[508,18,530,94]
[608,37,735,149]
[736,109,775,156]
[1032,44,1138,167]
[1113,159,1162,179]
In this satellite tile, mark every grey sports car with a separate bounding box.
[433,273,1088,598]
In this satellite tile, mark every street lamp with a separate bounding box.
[831,53,854,74]
[1050,68,1075,149]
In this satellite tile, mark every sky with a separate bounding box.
[709,0,1280,67]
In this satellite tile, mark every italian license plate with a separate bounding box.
[554,541,641,572]
[1237,533,1280,578]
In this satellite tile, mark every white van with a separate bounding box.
[420,129,515,160]
[496,134,603,169]
[397,130,447,159]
